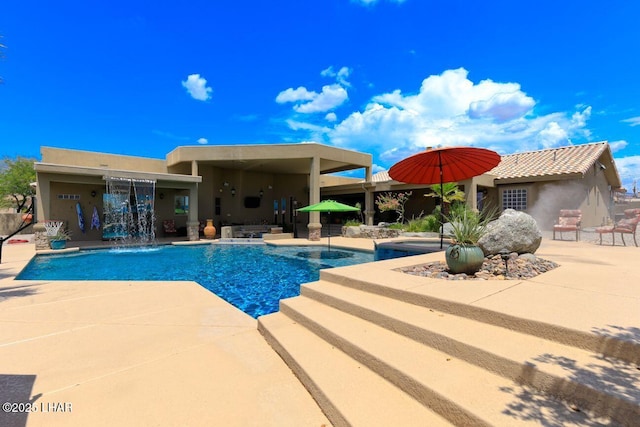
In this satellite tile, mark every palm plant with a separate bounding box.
[425,183,465,216]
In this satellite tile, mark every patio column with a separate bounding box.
[34,175,51,250]
[186,182,200,241]
[463,178,478,211]
[364,166,374,226]
[307,156,322,241]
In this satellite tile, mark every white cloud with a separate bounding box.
[197,137,208,144]
[621,116,640,127]
[536,122,568,148]
[324,68,592,164]
[296,85,348,113]
[275,87,316,103]
[277,84,348,114]
[614,155,640,191]
[182,74,212,101]
[609,139,628,152]
[372,163,386,173]
[325,112,338,122]
[469,91,535,122]
[321,66,352,87]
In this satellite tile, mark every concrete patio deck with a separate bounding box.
[0,232,638,426]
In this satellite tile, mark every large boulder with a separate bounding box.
[478,209,542,255]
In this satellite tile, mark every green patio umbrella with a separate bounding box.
[297,200,360,251]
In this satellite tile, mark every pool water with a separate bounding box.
[17,244,374,318]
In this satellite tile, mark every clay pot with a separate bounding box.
[204,219,216,239]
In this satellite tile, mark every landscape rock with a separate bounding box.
[478,209,542,255]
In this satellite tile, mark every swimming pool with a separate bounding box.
[17,244,374,318]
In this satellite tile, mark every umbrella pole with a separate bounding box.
[439,152,444,249]
[328,212,331,251]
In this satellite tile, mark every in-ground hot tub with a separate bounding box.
[374,239,445,261]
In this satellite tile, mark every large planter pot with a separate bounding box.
[49,240,67,250]
[445,244,485,274]
[203,219,216,239]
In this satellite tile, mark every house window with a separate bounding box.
[174,195,189,215]
[502,188,527,211]
[57,194,80,200]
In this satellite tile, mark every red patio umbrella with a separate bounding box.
[388,146,501,248]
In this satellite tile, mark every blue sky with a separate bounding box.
[1,0,639,191]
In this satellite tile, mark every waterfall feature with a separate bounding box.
[104,177,157,246]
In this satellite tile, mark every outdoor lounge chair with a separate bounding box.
[552,209,582,241]
[595,209,640,246]
[162,219,178,237]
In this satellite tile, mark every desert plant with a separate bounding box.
[376,191,412,223]
[343,219,362,227]
[445,205,496,245]
[406,215,440,232]
[49,228,72,241]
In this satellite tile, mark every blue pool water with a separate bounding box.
[17,244,374,318]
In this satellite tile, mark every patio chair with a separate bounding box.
[162,219,178,237]
[552,209,582,241]
[595,209,640,246]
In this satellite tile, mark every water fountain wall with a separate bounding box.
[132,179,156,245]
[104,177,157,246]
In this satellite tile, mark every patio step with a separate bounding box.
[319,268,640,365]
[300,280,640,424]
[259,278,640,426]
[257,311,454,427]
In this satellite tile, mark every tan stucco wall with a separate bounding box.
[41,147,168,174]
[47,182,105,241]
[498,166,613,230]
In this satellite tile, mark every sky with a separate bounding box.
[1,0,640,191]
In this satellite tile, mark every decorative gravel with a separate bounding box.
[398,253,559,281]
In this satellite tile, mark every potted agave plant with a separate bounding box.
[49,228,72,250]
[445,207,493,274]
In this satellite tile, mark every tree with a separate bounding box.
[375,191,412,223]
[0,157,37,213]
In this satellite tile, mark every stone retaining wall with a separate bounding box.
[341,225,401,239]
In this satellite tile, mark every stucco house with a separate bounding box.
[33,141,621,244]
[323,142,622,230]
[33,144,372,242]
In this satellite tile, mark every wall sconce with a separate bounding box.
[259,189,264,198]
[91,190,97,198]
[223,181,230,187]
[231,187,236,197]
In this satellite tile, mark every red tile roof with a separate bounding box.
[489,142,609,180]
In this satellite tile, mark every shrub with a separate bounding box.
[405,215,440,232]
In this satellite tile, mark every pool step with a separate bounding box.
[258,311,454,427]
[259,278,639,426]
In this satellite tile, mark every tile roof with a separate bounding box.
[371,170,391,183]
[371,142,614,185]
[489,142,609,180]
